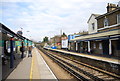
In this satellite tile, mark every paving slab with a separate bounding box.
[34,48,57,80]
[5,47,58,81]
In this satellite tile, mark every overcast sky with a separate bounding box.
[0,0,119,42]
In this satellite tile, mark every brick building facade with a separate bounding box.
[69,2,120,57]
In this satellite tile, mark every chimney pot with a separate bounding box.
[107,3,118,13]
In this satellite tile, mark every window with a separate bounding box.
[93,43,96,48]
[117,14,120,24]
[104,18,109,27]
[92,23,95,30]
[99,43,102,49]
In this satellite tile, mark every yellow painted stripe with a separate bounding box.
[30,57,34,81]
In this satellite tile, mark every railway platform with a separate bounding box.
[46,48,120,64]
[4,47,57,81]
[45,48,120,75]
[2,52,26,80]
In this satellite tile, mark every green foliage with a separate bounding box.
[43,36,49,43]
[61,32,67,37]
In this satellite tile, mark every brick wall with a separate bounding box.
[98,26,120,32]
[97,10,120,30]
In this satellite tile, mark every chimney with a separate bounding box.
[107,3,118,13]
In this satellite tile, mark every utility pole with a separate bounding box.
[61,29,62,36]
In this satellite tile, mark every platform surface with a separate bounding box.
[6,47,57,81]
[47,48,120,65]
[34,48,57,80]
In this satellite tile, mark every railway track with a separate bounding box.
[39,48,120,81]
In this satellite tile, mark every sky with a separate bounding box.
[0,0,119,42]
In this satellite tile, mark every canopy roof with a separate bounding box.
[70,29,120,42]
[0,23,32,42]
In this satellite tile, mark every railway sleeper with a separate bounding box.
[45,49,120,80]
[44,51,104,81]
[40,48,120,81]
[47,53,90,81]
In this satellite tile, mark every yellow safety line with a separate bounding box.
[30,56,34,81]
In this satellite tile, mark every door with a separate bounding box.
[103,40,109,55]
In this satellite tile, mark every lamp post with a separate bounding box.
[26,31,30,55]
[26,31,31,39]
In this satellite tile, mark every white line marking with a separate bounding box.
[36,48,58,81]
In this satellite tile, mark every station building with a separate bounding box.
[69,3,120,57]
[0,23,34,79]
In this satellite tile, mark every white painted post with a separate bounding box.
[76,42,78,51]
[88,41,91,52]
[109,39,112,55]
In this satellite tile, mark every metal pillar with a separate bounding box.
[21,41,24,58]
[109,39,112,55]
[76,42,78,51]
[10,37,14,68]
[88,41,91,53]
[27,40,29,54]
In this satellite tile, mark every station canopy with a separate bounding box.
[70,29,120,42]
[0,23,33,46]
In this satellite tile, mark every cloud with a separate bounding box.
[1,0,33,2]
[1,0,118,2]
[0,0,119,41]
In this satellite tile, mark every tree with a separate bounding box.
[43,36,49,43]
[61,32,67,37]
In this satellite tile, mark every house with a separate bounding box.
[49,35,61,48]
[97,3,120,32]
[87,14,100,34]
[70,2,120,57]
[95,3,120,57]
